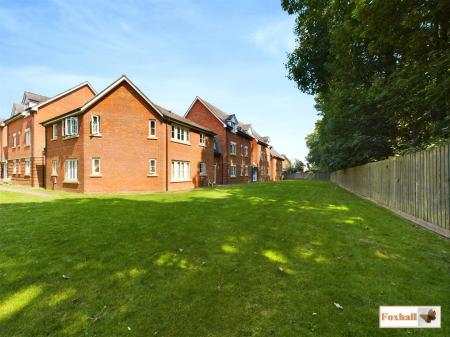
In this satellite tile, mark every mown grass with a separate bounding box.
[0,181,448,336]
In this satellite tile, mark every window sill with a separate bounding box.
[230,153,236,156]
[51,174,58,177]
[90,174,103,178]
[51,138,58,141]
[147,136,158,140]
[171,179,191,183]
[147,174,158,177]
[230,176,237,178]
[199,144,206,147]
[199,173,207,177]
[63,180,79,184]
[24,174,31,177]
[170,139,191,146]
[63,135,79,140]
[24,144,30,148]
[90,133,102,138]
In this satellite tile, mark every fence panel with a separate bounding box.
[331,144,450,237]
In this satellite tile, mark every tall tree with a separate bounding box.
[282,0,450,171]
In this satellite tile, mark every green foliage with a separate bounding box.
[1,183,449,336]
[283,0,450,170]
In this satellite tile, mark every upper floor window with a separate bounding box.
[25,128,31,146]
[149,159,157,176]
[149,120,157,138]
[12,133,17,148]
[230,142,236,155]
[52,124,58,140]
[65,159,78,182]
[199,162,206,176]
[244,146,249,157]
[171,125,190,143]
[200,133,206,146]
[91,115,100,135]
[63,117,78,137]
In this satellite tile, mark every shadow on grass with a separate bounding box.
[0,180,448,336]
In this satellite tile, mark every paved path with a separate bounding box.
[0,185,58,199]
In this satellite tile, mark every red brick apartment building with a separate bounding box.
[1,75,284,193]
[41,75,215,193]
[185,97,284,184]
[1,83,96,186]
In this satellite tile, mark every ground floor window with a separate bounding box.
[230,164,237,177]
[171,161,190,181]
[244,165,249,176]
[24,159,31,176]
[92,158,101,176]
[149,159,157,176]
[65,159,78,182]
[199,162,206,176]
[51,160,58,176]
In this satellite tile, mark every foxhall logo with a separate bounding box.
[379,306,441,328]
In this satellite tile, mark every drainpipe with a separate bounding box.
[30,112,34,187]
[165,123,169,191]
[224,129,227,185]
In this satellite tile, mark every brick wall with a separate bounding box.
[45,82,215,193]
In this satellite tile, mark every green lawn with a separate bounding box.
[0,181,448,336]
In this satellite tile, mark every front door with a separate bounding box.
[252,167,258,182]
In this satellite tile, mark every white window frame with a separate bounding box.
[240,164,244,176]
[12,160,17,174]
[230,164,237,177]
[199,162,206,176]
[230,142,236,156]
[51,160,58,176]
[199,133,206,146]
[244,165,249,176]
[24,158,31,176]
[244,146,249,157]
[148,159,157,176]
[12,133,17,148]
[65,159,78,182]
[91,158,101,176]
[17,159,21,174]
[24,128,31,146]
[91,115,100,135]
[63,117,79,137]
[171,161,191,182]
[148,120,157,138]
[52,124,58,140]
[171,125,190,144]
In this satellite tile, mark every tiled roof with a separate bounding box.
[270,148,284,160]
[11,103,26,117]
[155,104,215,134]
[196,97,230,122]
[22,91,49,105]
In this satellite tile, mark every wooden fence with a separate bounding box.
[331,144,450,238]
[284,172,330,180]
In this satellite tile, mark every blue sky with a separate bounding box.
[0,0,317,162]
